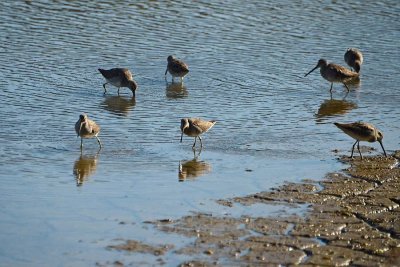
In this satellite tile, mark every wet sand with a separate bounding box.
[107,151,400,266]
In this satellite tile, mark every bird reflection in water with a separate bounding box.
[101,95,136,116]
[166,81,188,99]
[315,96,358,124]
[179,150,211,182]
[73,149,100,186]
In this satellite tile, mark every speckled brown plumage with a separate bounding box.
[180,118,216,148]
[165,55,189,82]
[98,68,138,96]
[334,122,387,159]
[75,114,102,149]
[305,59,359,92]
[344,48,363,73]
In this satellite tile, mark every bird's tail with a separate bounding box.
[333,122,349,132]
[98,68,106,76]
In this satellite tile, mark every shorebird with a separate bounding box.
[165,55,189,82]
[344,48,363,73]
[305,59,359,92]
[334,122,387,159]
[75,114,102,149]
[180,118,216,148]
[98,68,138,97]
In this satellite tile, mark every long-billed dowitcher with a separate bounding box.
[334,122,387,159]
[98,68,138,97]
[180,118,216,148]
[165,55,189,82]
[344,48,363,73]
[305,59,359,92]
[75,114,102,149]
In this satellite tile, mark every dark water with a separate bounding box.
[0,0,399,266]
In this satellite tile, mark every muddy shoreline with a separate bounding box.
[106,151,400,266]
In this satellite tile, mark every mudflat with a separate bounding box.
[109,151,400,266]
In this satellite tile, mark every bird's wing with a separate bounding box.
[193,119,215,133]
[189,119,204,133]
[329,64,359,79]
[122,68,133,80]
[89,120,100,134]
[352,122,375,135]
[170,60,189,73]
[98,68,117,79]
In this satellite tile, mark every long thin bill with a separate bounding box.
[304,66,318,77]
[78,122,84,137]
[379,141,387,157]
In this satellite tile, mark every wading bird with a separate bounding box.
[180,118,216,149]
[165,55,189,82]
[305,59,359,92]
[75,114,102,149]
[334,122,387,159]
[344,48,363,73]
[98,68,138,97]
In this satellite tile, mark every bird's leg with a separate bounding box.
[343,82,350,92]
[199,136,203,148]
[192,137,197,148]
[103,83,108,94]
[96,136,102,149]
[329,83,333,93]
[357,141,363,159]
[80,138,83,150]
[343,90,349,100]
[196,147,202,158]
[351,140,358,158]
[118,88,120,95]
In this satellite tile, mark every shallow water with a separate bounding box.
[0,0,399,266]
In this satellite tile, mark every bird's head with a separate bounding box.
[354,61,361,73]
[180,118,189,142]
[129,80,137,96]
[305,58,327,77]
[79,114,87,122]
[167,55,175,62]
[377,130,384,142]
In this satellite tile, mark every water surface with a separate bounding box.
[0,0,399,266]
